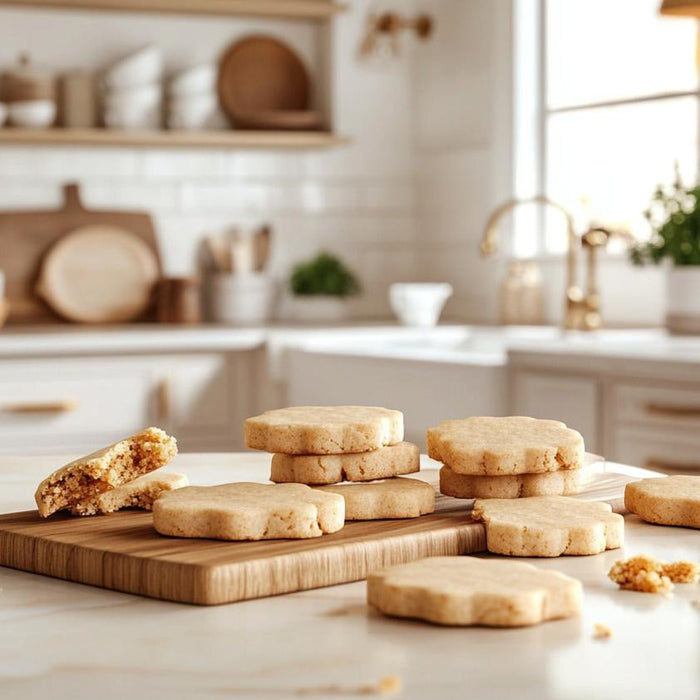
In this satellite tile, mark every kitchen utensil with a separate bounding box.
[207,272,275,325]
[232,109,322,131]
[8,99,56,128]
[36,225,159,324]
[169,63,217,97]
[217,36,310,127]
[254,224,272,272]
[156,277,201,324]
[102,45,162,90]
[1,53,56,102]
[389,282,453,327]
[0,183,160,324]
[203,232,233,272]
[0,460,635,605]
[230,231,255,275]
[60,71,97,128]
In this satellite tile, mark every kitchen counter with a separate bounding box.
[1,453,698,700]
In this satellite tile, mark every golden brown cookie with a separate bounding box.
[35,427,178,517]
[427,416,584,475]
[153,482,345,540]
[472,496,623,557]
[625,475,700,529]
[316,477,435,520]
[367,556,583,627]
[245,406,403,455]
[270,441,419,485]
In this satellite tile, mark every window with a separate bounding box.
[513,0,699,257]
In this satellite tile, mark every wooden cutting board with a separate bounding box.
[0,467,637,606]
[0,183,160,324]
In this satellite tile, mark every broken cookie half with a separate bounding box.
[34,427,178,517]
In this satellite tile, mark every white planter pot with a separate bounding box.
[666,267,700,334]
[288,296,349,323]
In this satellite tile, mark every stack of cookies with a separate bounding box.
[245,406,435,521]
[428,416,586,500]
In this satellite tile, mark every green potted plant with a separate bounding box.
[631,171,700,333]
[288,252,361,322]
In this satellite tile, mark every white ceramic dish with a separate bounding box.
[389,282,453,327]
[103,84,162,129]
[8,99,56,128]
[169,64,217,97]
[0,102,7,126]
[103,45,162,90]
[167,93,224,130]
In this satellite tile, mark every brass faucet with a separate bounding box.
[480,196,615,331]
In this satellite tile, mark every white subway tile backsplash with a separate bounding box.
[82,182,181,212]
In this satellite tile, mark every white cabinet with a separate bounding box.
[0,352,252,455]
[510,370,600,452]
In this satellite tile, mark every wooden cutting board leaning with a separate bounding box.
[0,183,161,323]
[0,463,642,605]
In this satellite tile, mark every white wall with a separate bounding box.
[0,1,417,319]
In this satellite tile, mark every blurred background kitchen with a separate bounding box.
[1,0,700,473]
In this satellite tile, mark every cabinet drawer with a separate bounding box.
[612,425,700,474]
[613,382,700,428]
[0,358,157,453]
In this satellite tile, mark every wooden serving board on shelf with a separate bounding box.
[0,183,160,324]
[0,464,638,606]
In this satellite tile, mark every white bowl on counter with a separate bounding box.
[103,45,162,90]
[169,64,217,97]
[389,282,453,327]
[8,99,56,128]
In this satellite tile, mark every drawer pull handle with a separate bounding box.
[3,400,77,414]
[645,459,700,473]
[645,402,700,418]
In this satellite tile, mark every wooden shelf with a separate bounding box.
[0,0,344,20]
[0,127,349,149]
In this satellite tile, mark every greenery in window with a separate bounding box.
[631,169,700,266]
[290,252,361,297]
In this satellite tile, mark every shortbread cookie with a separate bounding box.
[316,477,435,520]
[245,406,403,455]
[440,465,586,499]
[153,482,344,541]
[271,441,419,485]
[625,475,700,529]
[427,416,584,475]
[35,427,178,518]
[472,496,623,557]
[367,556,582,627]
[70,472,189,516]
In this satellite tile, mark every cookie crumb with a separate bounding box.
[360,676,402,697]
[661,560,700,584]
[593,623,612,640]
[608,554,699,596]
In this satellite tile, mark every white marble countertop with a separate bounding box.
[1,453,699,700]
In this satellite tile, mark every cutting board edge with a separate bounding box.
[0,520,486,605]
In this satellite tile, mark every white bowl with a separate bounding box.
[103,84,162,129]
[104,83,162,109]
[0,102,7,126]
[167,93,223,130]
[103,45,162,90]
[169,64,217,97]
[389,282,453,327]
[8,99,56,128]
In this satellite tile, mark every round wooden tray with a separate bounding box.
[218,36,310,127]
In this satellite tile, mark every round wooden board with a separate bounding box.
[36,225,159,323]
[218,36,310,125]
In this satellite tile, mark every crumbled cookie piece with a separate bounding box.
[360,676,402,697]
[661,560,700,584]
[593,623,612,640]
[608,554,699,596]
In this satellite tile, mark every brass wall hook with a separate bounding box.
[358,11,435,58]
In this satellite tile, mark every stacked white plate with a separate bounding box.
[166,64,226,131]
[102,46,163,130]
